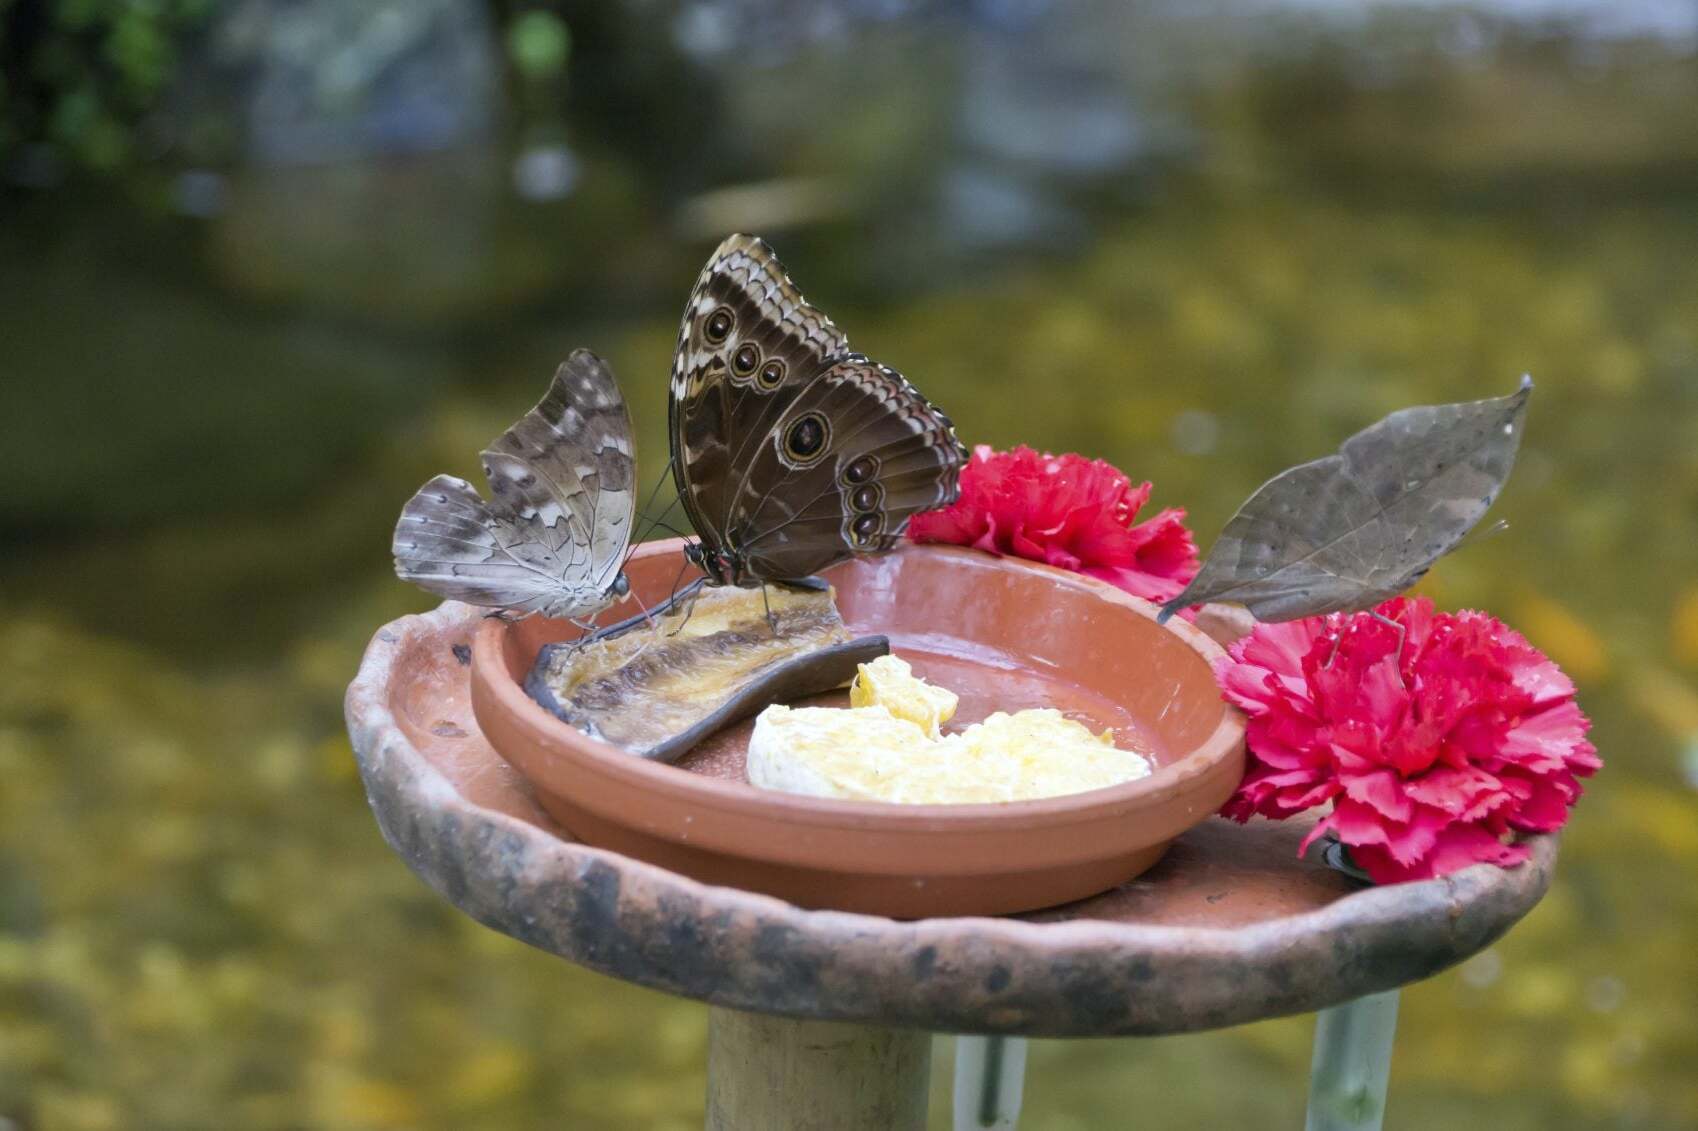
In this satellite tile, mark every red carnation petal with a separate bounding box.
[1215,596,1598,882]
[907,444,1199,609]
[1509,652,1577,705]
[1402,765,1507,817]
[1501,770,1581,832]
[1325,798,1397,849]
[1380,806,1453,867]
[1421,825,1531,877]
[1343,769,1415,822]
[1499,700,1596,774]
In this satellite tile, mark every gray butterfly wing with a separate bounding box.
[393,349,636,618]
[392,474,572,616]
[1158,378,1532,623]
[482,349,636,591]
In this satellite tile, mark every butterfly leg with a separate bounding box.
[617,588,664,663]
[554,612,606,656]
[1370,611,1409,670]
[667,584,706,637]
[760,583,781,638]
[1324,612,1408,673]
[1323,630,1344,669]
[661,553,696,639]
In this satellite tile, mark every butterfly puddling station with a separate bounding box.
[392,235,1594,886]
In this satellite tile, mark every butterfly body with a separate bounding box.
[393,349,636,620]
[668,235,966,586]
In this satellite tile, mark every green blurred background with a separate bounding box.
[2,1,1696,1128]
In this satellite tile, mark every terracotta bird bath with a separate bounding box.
[467,541,1247,919]
[345,542,1556,1129]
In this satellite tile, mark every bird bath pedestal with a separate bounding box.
[346,600,1554,1130]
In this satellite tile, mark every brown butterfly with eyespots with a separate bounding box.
[668,234,967,588]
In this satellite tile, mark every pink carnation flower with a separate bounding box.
[1217,596,1600,884]
[908,444,1199,605]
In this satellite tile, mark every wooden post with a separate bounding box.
[705,1007,932,1131]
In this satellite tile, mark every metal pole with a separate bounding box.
[953,1035,1028,1129]
[1305,990,1400,1131]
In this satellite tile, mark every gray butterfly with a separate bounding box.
[1158,377,1532,624]
[393,349,637,621]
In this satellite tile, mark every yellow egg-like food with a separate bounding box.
[747,705,934,801]
[747,658,1152,804]
[849,654,958,737]
[932,709,1148,802]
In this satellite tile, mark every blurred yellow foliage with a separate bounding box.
[449,1046,533,1106]
[1606,783,1698,856]
[1625,664,1698,737]
[1671,587,1698,667]
[34,1088,121,1131]
[1510,591,1610,684]
[323,1077,424,1128]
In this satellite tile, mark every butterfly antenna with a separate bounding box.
[1458,518,1511,550]
[628,456,684,544]
[635,455,679,526]
[623,499,691,576]
[628,496,689,552]
[636,458,676,522]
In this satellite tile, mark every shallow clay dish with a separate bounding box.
[470,540,1245,918]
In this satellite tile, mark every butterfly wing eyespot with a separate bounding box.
[757,358,786,389]
[850,483,882,512]
[851,512,883,544]
[842,455,877,484]
[783,412,830,465]
[732,344,760,376]
[704,307,734,343]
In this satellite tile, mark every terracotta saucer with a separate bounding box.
[470,540,1246,918]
